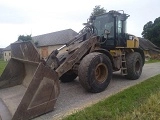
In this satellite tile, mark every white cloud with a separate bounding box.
[0,0,160,48]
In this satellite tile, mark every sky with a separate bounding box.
[0,0,160,48]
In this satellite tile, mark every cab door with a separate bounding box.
[116,17,127,47]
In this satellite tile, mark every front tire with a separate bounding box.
[78,52,112,93]
[125,52,143,80]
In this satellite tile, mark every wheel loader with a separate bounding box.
[0,10,145,120]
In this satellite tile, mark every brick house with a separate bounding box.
[3,29,77,61]
[32,29,77,58]
[3,45,11,61]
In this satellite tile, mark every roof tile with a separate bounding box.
[32,29,78,47]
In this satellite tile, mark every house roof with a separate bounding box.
[3,29,78,51]
[32,29,78,47]
[3,45,11,51]
[139,37,160,52]
[0,48,3,53]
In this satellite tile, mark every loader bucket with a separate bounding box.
[0,42,60,120]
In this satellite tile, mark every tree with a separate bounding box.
[90,5,106,19]
[142,17,160,47]
[18,34,32,42]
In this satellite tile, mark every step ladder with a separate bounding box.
[121,53,127,75]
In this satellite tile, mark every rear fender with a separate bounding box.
[93,49,115,69]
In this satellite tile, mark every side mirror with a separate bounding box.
[103,29,110,39]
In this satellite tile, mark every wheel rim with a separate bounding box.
[95,63,108,83]
[135,59,141,73]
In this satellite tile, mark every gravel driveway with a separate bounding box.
[33,62,160,120]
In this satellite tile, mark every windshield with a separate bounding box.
[93,14,114,38]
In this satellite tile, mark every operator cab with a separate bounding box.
[92,10,130,49]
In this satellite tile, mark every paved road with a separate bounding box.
[32,62,160,120]
[1,63,160,120]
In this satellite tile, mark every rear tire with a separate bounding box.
[125,52,143,80]
[78,52,112,93]
[60,71,77,83]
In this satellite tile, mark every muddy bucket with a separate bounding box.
[0,42,60,120]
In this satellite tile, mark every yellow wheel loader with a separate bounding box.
[0,10,145,120]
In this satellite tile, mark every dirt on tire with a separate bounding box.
[125,52,143,80]
[78,52,112,93]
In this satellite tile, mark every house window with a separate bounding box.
[9,53,11,56]
[5,53,6,56]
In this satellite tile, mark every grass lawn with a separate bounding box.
[0,59,7,75]
[145,59,160,64]
[118,90,160,120]
[0,58,159,119]
[63,74,160,120]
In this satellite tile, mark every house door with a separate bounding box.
[41,47,48,58]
